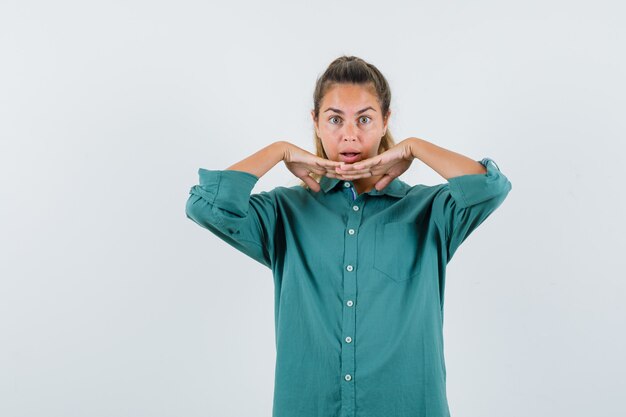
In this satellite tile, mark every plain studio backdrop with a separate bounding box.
[1,1,624,416]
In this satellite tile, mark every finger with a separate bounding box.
[374,175,394,190]
[302,175,321,192]
[326,166,347,173]
[325,172,352,181]
[336,166,372,175]
[313,162,339,174]
[310,161,337,174]
[324,172,343,179]
[337,162,358,170]
[350,158,383,171]
[338,163,373,172]
[338,160,374,170]
[336,162,365,170]
[317,159,343,169]
[336,172,373,180]
[336,172,372,180]
[309,167,327,175]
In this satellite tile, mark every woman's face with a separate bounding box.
[312,83,390,164]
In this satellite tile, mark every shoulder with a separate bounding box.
[253,182,313,203]
[398,178,449,200]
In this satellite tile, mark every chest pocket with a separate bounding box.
[373,221,421,282]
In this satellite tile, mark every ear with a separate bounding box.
[383,110,391,135]
[311,110,320,136]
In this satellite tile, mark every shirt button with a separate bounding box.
[352,205,359,211]
[348,229,355,235]
[345,336,352,343]
[344,181,351,187]
[346,265,353,272]
[345,374,352,381]
[346,300,354,307]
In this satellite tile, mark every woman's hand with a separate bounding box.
[282,142,345,192]
[336,138,417,191]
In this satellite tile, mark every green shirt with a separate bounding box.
[186,157,512,417]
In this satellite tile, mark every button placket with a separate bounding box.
[343,181,357,201]
[340,197,362,417]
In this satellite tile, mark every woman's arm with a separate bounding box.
[409,137,487,180]
[185,140,341,267]
[225,141,289,178]
[185,141,289,269]
[226,140,343,192]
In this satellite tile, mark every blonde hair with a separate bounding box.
[300,55,396,189]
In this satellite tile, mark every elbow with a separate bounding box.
[185,194,208,225]
[499,177,513,197]
[492,179,513,206]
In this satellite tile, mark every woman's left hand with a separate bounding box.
[335,138,417,191]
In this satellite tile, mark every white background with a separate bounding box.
[1,1,624,416]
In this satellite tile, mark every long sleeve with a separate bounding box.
[430,157,512,261]
[185,168,278,269]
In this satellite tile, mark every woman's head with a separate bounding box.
[301,55,396,188]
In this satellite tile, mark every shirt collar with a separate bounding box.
[319,175,410,198]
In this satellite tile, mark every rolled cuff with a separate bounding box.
[190,169,260,217]
[446,157,512,208]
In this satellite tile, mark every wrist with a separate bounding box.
[273,141,290,161]
[407,137,423,160]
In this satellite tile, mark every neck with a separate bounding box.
[352,175,384,195]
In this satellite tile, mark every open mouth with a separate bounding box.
[339,152,361,162]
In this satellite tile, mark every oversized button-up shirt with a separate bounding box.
[185,157,512,417]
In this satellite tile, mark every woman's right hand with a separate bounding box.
[281,142,345,192]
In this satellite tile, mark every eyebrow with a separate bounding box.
[323,106,376,115]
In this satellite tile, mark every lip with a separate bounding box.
[339,152,361,163]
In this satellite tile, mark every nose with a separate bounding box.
[342,122,358,141]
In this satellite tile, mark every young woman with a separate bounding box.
[186,55,512,417]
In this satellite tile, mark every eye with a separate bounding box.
[359,116,371,124]
[329,116,342,124]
